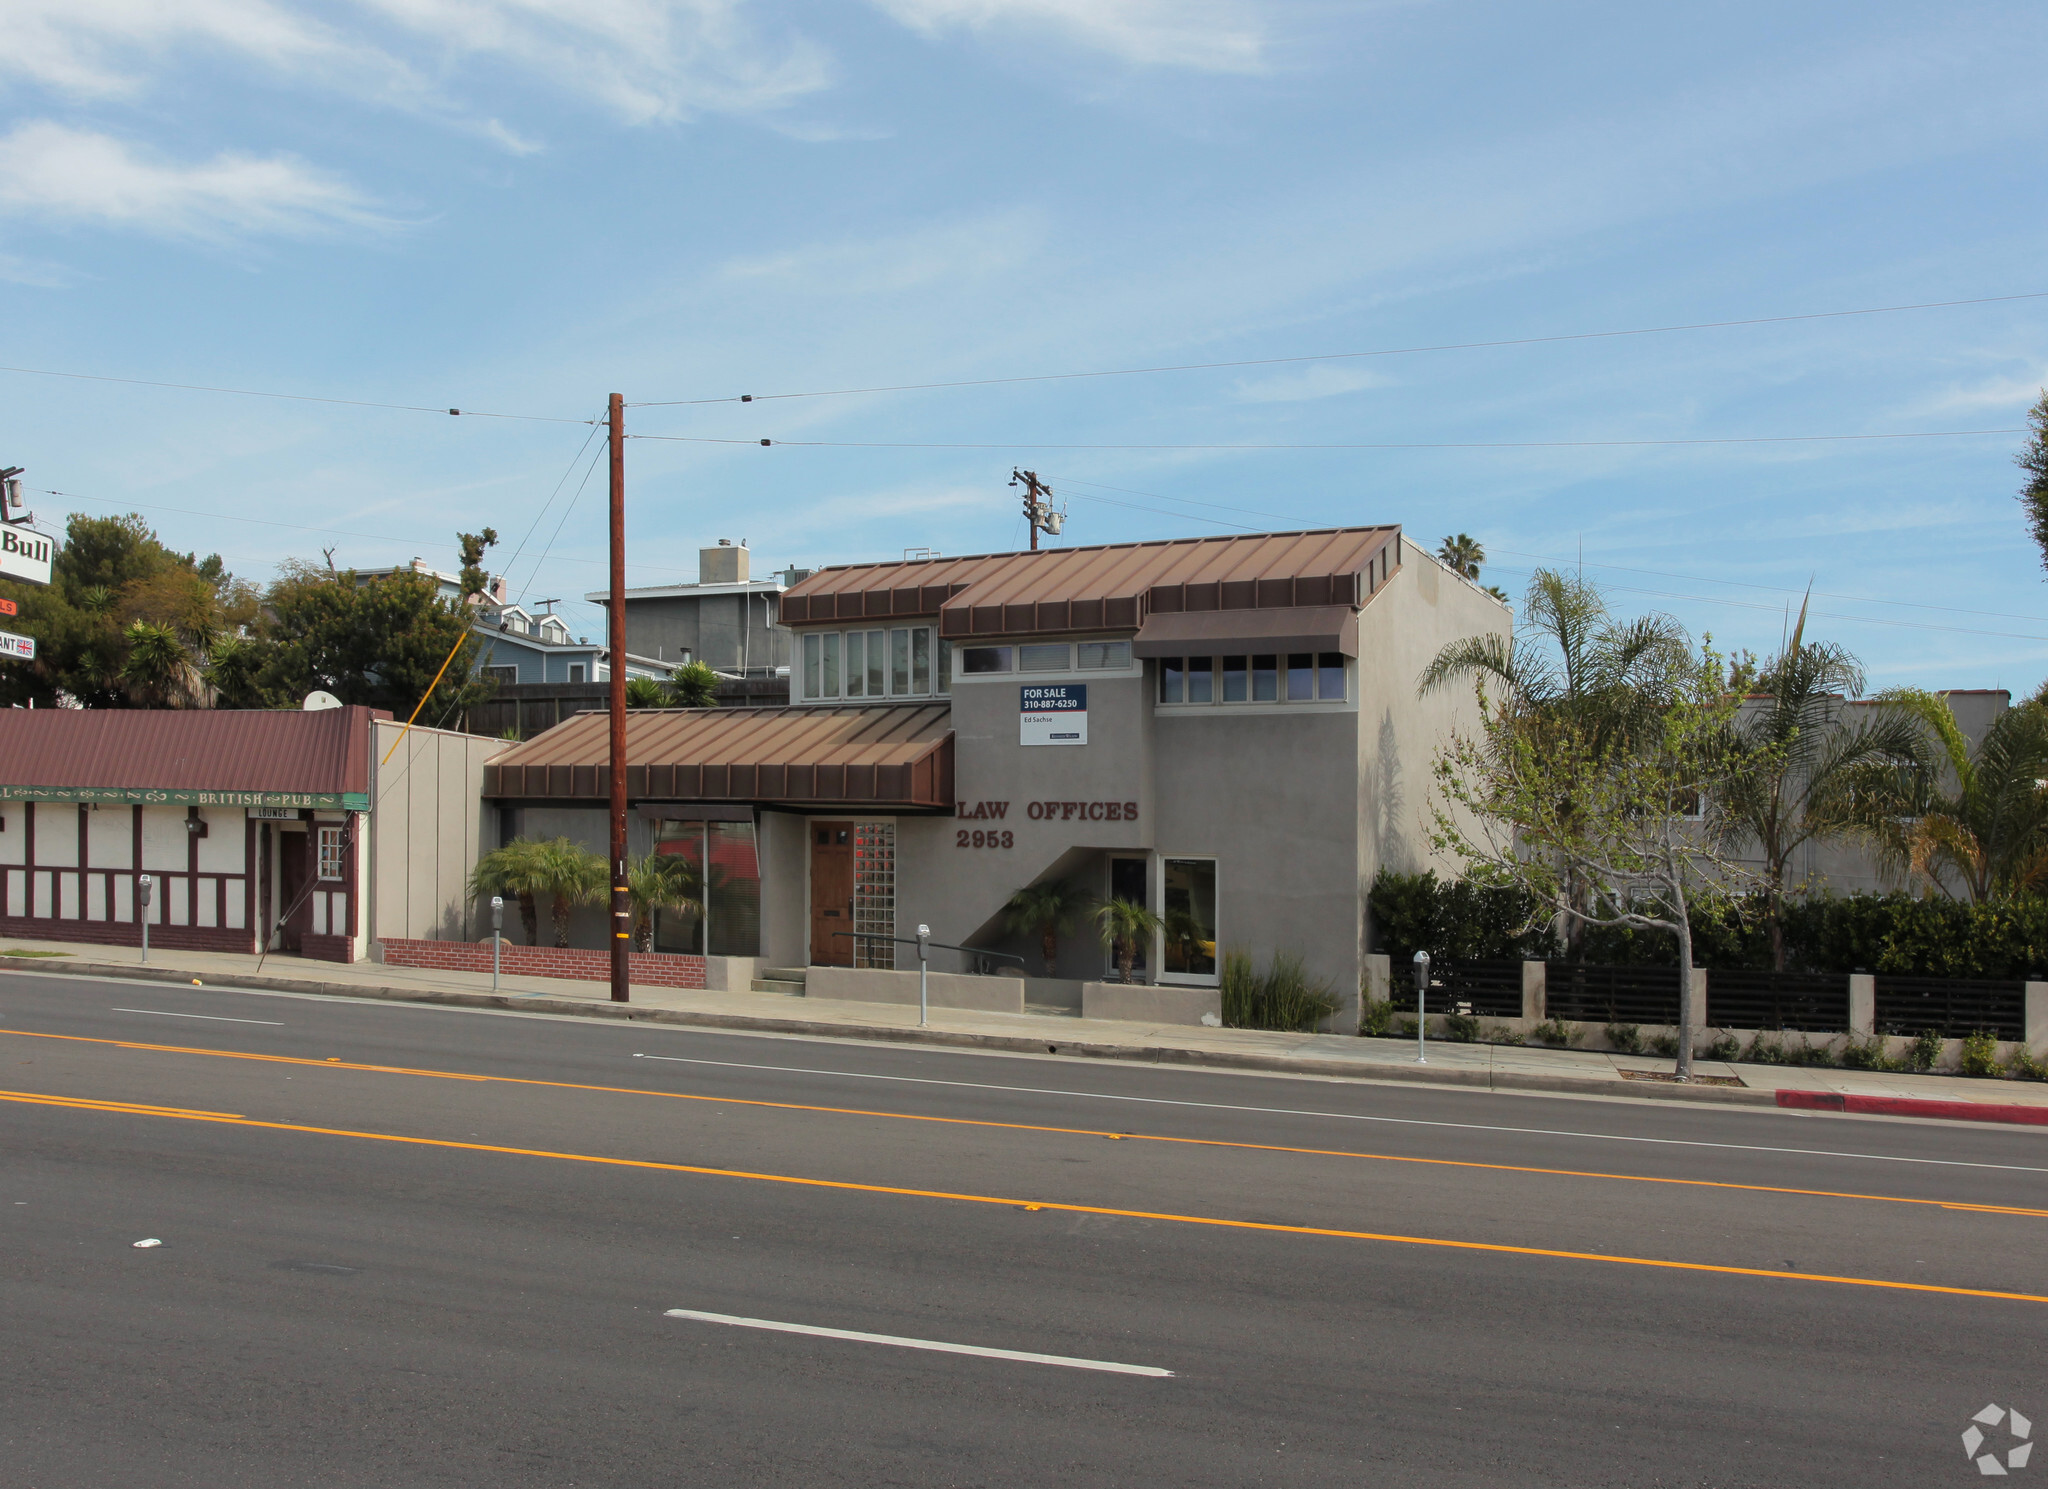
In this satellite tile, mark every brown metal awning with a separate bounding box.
[482,705,954,809]
[1131,604,1359,659]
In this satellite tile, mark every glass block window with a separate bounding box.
[851,822,896,970]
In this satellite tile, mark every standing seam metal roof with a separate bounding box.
[776,526,1400,637]
[0,707,379,795]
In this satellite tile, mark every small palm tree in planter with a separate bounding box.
[468,837,554,944]
[624,676,670,708]
[1003,877,1095,975]
[1093,896,1164,984]
[627,852,701,951]
[534,838,609,947]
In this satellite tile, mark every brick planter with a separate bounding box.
[378,937,706,989]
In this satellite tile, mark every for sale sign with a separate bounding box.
[0,525,54,587]
[0,629,35,660]
[1020,683,1087,746]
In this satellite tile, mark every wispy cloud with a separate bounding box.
[0,121,389,241]
[1913,367,2048,416]
[0,0,834,134]
[869,0,1266,71]
[1232,365,1394,403]
[719,209,1047,296]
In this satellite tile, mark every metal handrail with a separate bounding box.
[829,931,1026,1026]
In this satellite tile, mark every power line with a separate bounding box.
[0,364,591,424]
[517,442,608,606]
[633,427,2025,452]
[496,414,606,591]
[37,487,699,580]
[628,291,2048,407]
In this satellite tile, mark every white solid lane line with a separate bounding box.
[111,1008,284,1025]
[629,1053,2048,1175]
[664,1309,1173,1377]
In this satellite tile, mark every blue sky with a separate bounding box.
[1,1,2045,688]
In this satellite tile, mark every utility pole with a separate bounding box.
[1011,469,1062,551]
[607,393,630,1003]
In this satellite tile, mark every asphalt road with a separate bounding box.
[4,969,2045,1487]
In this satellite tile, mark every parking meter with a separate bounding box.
[1413,948,1430,1063]
[490,896,504,990]
[138,874,154,964]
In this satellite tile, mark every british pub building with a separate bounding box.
[485,526,1507,1004]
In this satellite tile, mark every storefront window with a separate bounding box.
[1163,858,1217,980]
[1107,855,1148,980]
[317,826,346,881]
[653,817,759,957]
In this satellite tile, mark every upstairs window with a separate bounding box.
[803,627,940,700]
[1159,652,1346,705]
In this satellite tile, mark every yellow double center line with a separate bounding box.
[3,1082,2043,1305]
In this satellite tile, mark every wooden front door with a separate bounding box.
[810,821,855,966]
[277,829,310,953]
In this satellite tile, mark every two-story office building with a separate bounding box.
[482,526,1506,1001]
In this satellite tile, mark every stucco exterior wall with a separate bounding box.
[369,722,507,944]
[619,591,790,674]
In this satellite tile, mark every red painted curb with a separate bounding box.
[1776,1089,2048,1125]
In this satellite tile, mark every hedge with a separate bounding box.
[1368,871,2048,980]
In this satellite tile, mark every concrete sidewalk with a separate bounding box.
[6,936,2047,1117]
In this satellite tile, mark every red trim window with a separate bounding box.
[317,825,347,882]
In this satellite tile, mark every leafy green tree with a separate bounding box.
[1431,636,1753,1080]
[1003,876,1095,974]
[0,512,247,709]
[2019,390,2048,576]
[669,660,721,708]
[456,528,499,601]
[1845,692,2048,901]
[1715,607,1930,968]
[256,563,492,719]
[1421,569,1690,956]
[119,621,205,707]
[1093,896,1163,984]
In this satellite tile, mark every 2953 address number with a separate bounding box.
[956,829,1014,849]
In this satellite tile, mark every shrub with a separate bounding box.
[1442,1012,1481,1043]
[1605,1022,1642,1054]
[1647,1031,1680,1058]
[1907,1028,1945,1073]
[1532,1017,1579,1048]
[1367,870,1553,965]
[1743,1032,1789,1066]
[1222,948,1340,1032]
[1361,996,1395,1037]
[1484,1022,1525,1046]
[1700,1031,1741,1062]
[1840,1033,1899,1071]
[1960,1029,2001,1079]
[1787,1036,1839,1068]
[2007,1044,2048,1081]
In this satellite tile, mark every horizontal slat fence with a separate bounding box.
[1699,970,1849,1033]
[1544,962,1683,1027]
[1873,976,2025,1040]
[1436,960,1524,1018]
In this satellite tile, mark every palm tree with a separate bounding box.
[669,661,721,708]
[1437,533,1485,580]
[1093,897,1164,984]
[1002,877,1095,975]
[1420,568,1690,955]
[627,852,701,951]
[534,838,609,946]
[625,676,669,709]
[1714,610,1929,967]
[467,837,554,944]
[120,620,207,707]
[1845,693,2048,900]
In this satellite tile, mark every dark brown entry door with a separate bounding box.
[277,830,309,953]
[810,822,854,966]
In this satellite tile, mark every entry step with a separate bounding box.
[752,971,807,997]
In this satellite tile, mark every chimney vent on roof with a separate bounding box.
[700,542,750,586]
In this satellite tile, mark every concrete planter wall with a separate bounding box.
[378,936,707,989]
[1082,981,1222,1027]
[805,965,1025,1014]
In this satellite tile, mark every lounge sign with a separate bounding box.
[1020,683,1086,746]
[0,786,370,809]
[0,525,55,587]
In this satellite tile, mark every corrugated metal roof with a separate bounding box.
[777,526,1400,637]
[0,707,378,797]
[483,705,954,808]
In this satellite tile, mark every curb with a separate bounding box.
[1776,1090,2048,1126]
[6,953,1780,1109]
